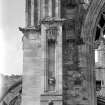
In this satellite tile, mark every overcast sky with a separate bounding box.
[0,0,25,75]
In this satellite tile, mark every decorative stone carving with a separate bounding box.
[41,17,66,25]
[46,27,58,41]
[63,20,76,41]
[19,26,41,33]
[70,71,86,83]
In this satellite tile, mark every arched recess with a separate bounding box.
[81,0,105,105]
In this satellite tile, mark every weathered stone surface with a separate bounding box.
[21,0,105,105]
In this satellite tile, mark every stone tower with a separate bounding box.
[19,0,96,105]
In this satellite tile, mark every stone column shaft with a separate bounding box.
[38,0,41,24]
[26,0,31,26]
[31,0,34,26]
[55,0,60,18]
[42,0,45,18]
[25,0,28,26]
[49,0,52,17]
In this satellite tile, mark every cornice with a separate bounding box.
[41,17,67,25]
[19,26,41,33]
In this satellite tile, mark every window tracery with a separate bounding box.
[95,11,105,49]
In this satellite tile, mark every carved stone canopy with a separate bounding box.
[46,27,58,41]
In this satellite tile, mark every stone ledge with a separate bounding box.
[41,17,66,25]
[19,26,41,33]
[40,94,62,102]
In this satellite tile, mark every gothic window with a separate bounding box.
[95,11,105,96]
[95,12,105,41]
[95,11,105,61]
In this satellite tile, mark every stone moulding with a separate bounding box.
[41,17,66,25]
[19,26,41,34]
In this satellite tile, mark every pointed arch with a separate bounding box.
[81,0,105,105]
[81,0,105,42]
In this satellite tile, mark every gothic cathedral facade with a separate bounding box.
[19,0,105,105]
